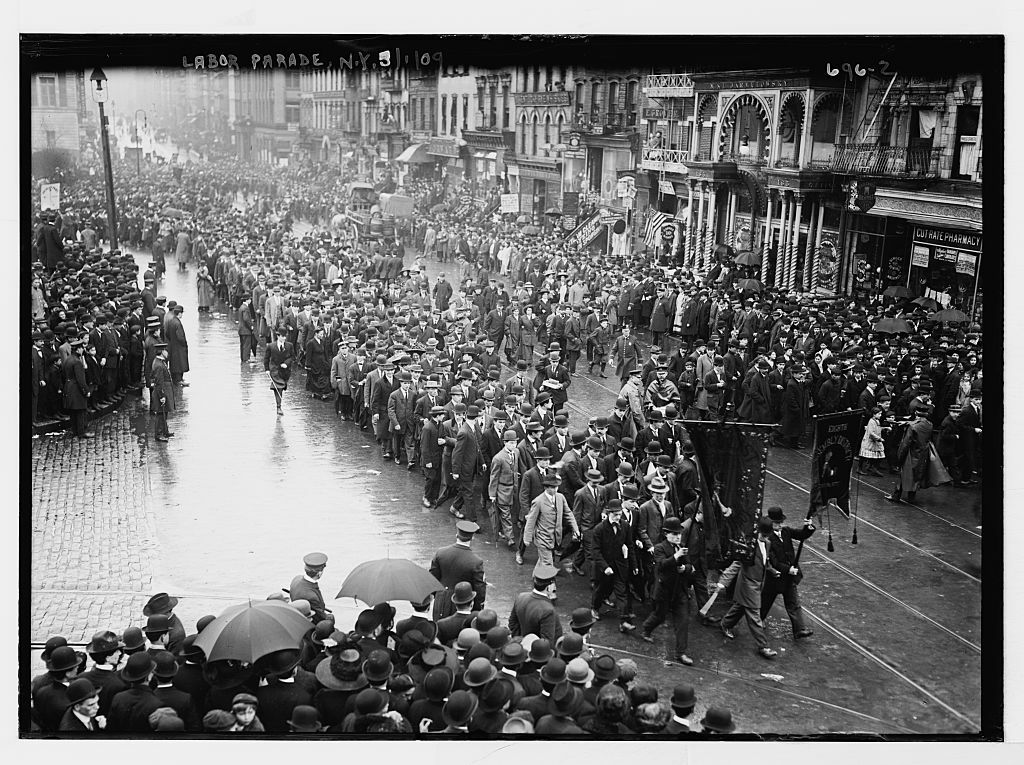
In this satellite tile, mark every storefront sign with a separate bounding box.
[885,254,905,283]
[616,176,637,199]
[912,226,982,253]
[500,194,519,214]
[563,149,586,159]
[911,244,931,268]
[515,91,571,107]
[564,211,605,249]
[427,138,459,158]
[933,247,958,263]
[658,180,676,195]
[562,191,579,217]
[955,252,977,276]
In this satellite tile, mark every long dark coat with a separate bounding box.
[166,315,190,376]
[778,379,810,437]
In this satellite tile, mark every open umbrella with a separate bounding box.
[544,206,562,216]
[882,285,913,299]
[712,243,735,260]
[911,296,940,311]
[734,250,761,267]
[736,278,763,292]
[194,600,313,664]
[872,317,913,334]
[336,558,443,606]
[929,308,970,323]
[521,225,541,236]
[430,203,448,213]
[160,206,186,219]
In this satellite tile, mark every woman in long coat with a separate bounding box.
[518,308,537,362]
[304,327,333,399]
[196,265,215,312]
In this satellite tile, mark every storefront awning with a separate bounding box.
[395,143,432,164]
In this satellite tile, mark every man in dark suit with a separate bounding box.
[715,516,781,659]
[420,405,447,508]
[78,631,127,717]
[62,337,93,438]
[387,371,418,466]
[33,645,85,732]
[289,553,330,623]
[256,651,314,732]
[172,636,209,715]
[108,653,163,732]
[488,429,521,549]
[435,582,479,646]
[58,679,104,732]
[238,293,257,362]
[590,500,640,633]
[956,387,982,483]
[429,521,487,621]
[451,405,484,522]
[347,349,371,428]
[543,414,572,458]
[152,651,201,730]
[508,563,564,644]
[640,516,695,665]
[572,469,606,579]
[371,362,400,458]
[759,507,815,639]
[37,211,64,270]
[264,331,295,416]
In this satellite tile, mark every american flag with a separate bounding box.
[643,210,671,247]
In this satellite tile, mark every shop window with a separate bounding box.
[953,105,980,180]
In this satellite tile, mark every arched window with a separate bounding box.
[544,115,552,148]
[556,113,564,143]
[531,115,539,155]
[520,115,528,154]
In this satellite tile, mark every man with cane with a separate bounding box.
[759,506,815,640]
[265,330,295,416]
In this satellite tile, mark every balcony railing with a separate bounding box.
[827,143,941,178]
[720,151,766,166]
[640,146,689,173]
[644,73,694,98]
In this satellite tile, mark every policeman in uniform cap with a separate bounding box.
[289,553,330,623]
[507,562,564,644]
[429,521,487,621]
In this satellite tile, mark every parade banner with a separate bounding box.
[685,422,773,566]
[40,182,60,212]
[809,411,865,518]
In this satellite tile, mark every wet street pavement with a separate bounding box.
[30,227,984,735]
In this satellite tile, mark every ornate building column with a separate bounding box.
[787,194,804,290]
[776,191,791,289]
[684,180,695,267]
[804,197,821,291]
[703,182,718,271]
[761,189,774,284]
[695,181,707,271]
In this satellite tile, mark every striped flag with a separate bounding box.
[643,210,671,247]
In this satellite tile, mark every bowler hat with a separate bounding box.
[120,651,156,683]
[464,656,498,687]
[47,646,84,674]
[662,516,684,534]
[354,688,389,715]
[451,580,476,606]
[152,650,180,679]
[456,627,481,652]
[145,614,171,635]
[287,705,322,732]
[485,626,512,652]
[362,649,394,684]
[671,684,697,709]
[500,642,527,667]
[258,648,301,678]
[569,430,588,447]
[442,690,479,727]
[121,626,146,651]
[569,607,595,630]
[542,473,561,487]
[503,429,518,442]
[556,633,585,660]
[700,706,736,733]
[616,462,634,478]
[65,678,100,708]
[621,483,640,500]
[767,506,786,522]
[423,666,455,702]
[592,654,620,682]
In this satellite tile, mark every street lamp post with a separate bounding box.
[89,67,119,251]
[134,109,148,175]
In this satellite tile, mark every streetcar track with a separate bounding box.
[801,605,980,731]
[587,641,918,735]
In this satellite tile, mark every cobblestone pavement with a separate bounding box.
[30,406,158,648]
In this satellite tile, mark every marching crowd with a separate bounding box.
[29,148,984,736]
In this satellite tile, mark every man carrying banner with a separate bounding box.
[715,516,780,660]
[759,507,815,640]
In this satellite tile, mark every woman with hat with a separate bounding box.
[859,406,889,476]
[314,647,368,727]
